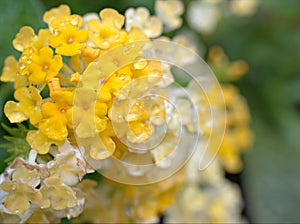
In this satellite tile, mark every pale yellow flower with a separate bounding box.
[230,0,258,16]
[125,7,162,38]
[155,0,184,31]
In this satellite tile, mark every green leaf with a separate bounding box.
[0,123,31,164]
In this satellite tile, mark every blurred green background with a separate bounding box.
[0,0,299,222]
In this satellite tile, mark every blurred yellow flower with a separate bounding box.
[155,0,184,31]
[125,7,162,38]
[73,86,107,139]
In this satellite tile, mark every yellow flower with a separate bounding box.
[80,41,144,90]
[26,130,64,154]
[40,177,77,210]
[49,141,87,186]
[45,5,88,57]
[38,89,73,142]
[49,24,88,56]
[27,46,62,84]
[1,182,42,214]
[0,162,43,214]
[43,4,71,26]
[13,27,50,77]
[12,26,36,52]
[73,86,108,139]
[4,86,42,125]
[87,9,127,49]
[217,84,253,173]
[0,56,28,89]
[208,46,249,82]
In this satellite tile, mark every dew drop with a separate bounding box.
[118,74,125,81]
[133,57,147,69]
[102,41,109,48]
[19,62,26,70]
[98,77,105,84]
[53,28,61,36]
[70,16,79,26]
[113,59,119,66]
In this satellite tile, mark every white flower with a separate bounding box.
[125,7,162,38]
[155,0,184,32]
[187,0,221,34]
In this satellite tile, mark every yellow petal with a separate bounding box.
[89,136,115,160]
[34,29,51,50]
[12,26,36,52]
[75,120,97,138]
[29,109,43,126]
[0,181,16,192]
[43,4,71,25]
[41,177,77,210]
[4,101,28,123]
[0,56,18,82]
[39,117,68,141]
[26,130,63,154]
[41,102,59,118]
[99,8,124,29]
[4,192,30,213]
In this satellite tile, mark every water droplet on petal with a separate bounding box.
[19,62,26,70]
[133,57,147,69]
[102,41,109,48]
[70,16,79,26]
[53,28,61,36]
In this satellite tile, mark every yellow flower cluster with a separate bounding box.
[0,2,253,223]
[166,156,244,223]
[208,46,253,173]
[72,170,185,223]
[188,45,253,173]
[1,5,172,164]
